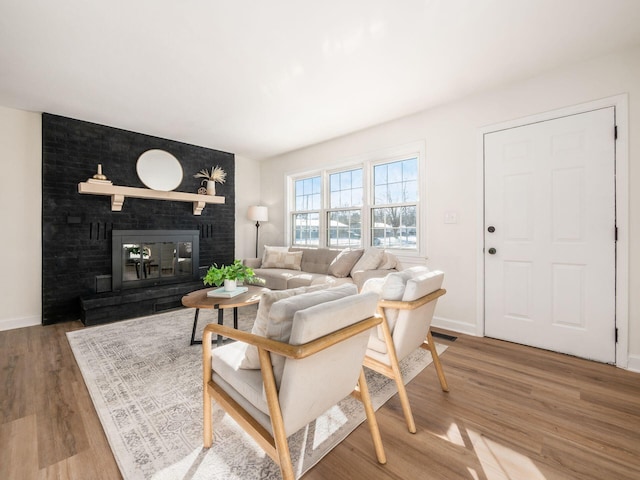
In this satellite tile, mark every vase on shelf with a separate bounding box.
[223,279,236,291]
[206,180,216,196]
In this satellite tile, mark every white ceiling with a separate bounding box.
[1,0,640,160]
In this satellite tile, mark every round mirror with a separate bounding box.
[136,149,183,191]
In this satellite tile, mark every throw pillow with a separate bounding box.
[261,245,289,265]
[239,284,328,369]
[327,248,364,278]
[262,250,303,271]
[378,251,398,270]
[350,248,384,275]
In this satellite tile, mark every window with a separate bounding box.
[328,168,362,247]
[371,158,418,250]
[292,176,321,246]
[288,148,422,253]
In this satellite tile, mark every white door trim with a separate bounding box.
[476,94,629,368]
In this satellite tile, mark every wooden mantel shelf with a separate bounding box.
[78,182,225,215]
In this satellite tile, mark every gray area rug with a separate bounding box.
[67,306,446,479]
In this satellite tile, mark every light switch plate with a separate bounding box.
[444,212,458,224]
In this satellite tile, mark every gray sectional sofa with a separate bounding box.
[244,246,400,291]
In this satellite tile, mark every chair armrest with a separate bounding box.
[243,258,262,268]
[378,288,446,311]
[202,316,382,360]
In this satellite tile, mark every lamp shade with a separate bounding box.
[247,205,268,222]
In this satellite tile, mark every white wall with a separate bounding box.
[260,45,640,368]
[0,105,42,331]
[234,154,263,259]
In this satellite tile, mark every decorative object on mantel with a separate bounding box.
[194,165,226,196]
[136,149,183,191]
[203,259,260,291]
[86,164,112,185]
[247,205,268,258]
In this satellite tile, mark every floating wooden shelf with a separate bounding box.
[78,182,225,215]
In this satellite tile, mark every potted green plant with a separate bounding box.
[203,259,257,291]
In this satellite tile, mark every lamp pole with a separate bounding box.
[247,206,268,259]
[254,220,260,258]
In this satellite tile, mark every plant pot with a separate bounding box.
[223,279,236,291]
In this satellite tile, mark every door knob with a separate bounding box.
[488,248,497,255]
[488,226,495,233]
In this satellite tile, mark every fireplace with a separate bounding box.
[112,230,200,291]
[42,114,235,326]
[80,229,205,325]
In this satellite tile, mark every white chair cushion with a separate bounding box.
[212,342,269,415]
[361,276,385,295]
[267,283,358,387]
[392,270,445,362]
[212,290,378,437]
[278,291,378,435]
[240,284,327,369]
[366,267,444,360]
[403,269,444,302]
[361,276,390,352]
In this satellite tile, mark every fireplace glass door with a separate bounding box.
[121,241,193,283]
[112,230,199,290]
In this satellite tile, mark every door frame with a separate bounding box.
[476,94,629,368]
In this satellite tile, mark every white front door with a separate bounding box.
[484,107,616,363]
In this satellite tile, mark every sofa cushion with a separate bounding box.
[350,248,384,275]
[252,268,301,290]
[285,272,350,289]
[290,247,340,274]
[267,283,358,387]
[262,250,303,270]
[239,284,328,369]
[327,248,364,277]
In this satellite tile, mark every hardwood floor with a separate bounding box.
[1,321,639,479]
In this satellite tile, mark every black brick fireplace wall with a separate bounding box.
[42,113,235,325]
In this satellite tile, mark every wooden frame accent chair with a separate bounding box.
[362,267,448,434]
[202,285,386,480]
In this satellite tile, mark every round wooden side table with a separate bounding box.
[181,285,270,346]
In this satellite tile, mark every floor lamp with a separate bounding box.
[247,205,268,258]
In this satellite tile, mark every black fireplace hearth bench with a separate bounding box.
[80,280,203,326]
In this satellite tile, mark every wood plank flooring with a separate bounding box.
[1,321,639,479]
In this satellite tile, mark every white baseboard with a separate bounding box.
[0,314,41,332]
[626,354,640,373]
[431,315,640,373]
[432,316,478,336]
